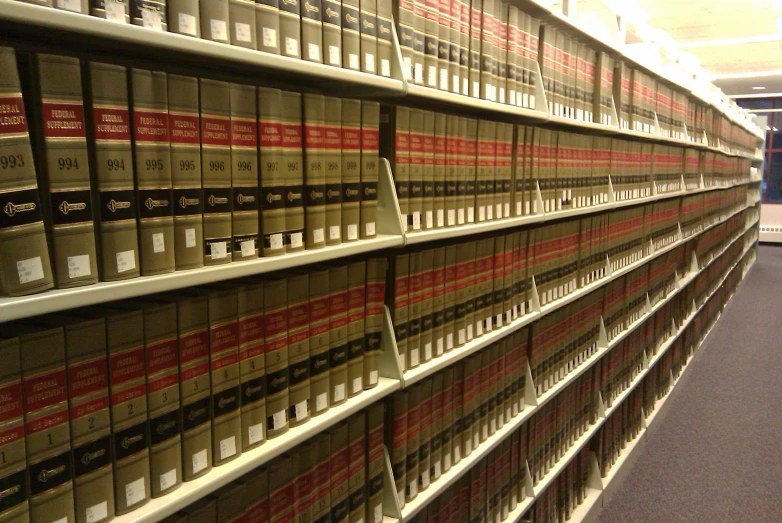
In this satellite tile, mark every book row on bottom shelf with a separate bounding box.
[394,232,756,523]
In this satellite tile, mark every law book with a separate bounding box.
[479,0,494,101]
[323,97,343,245]
[363,257,386,389]
[410,0,426,85]
[476,119,492,222]
[386,252,409,371]
[215,482,247,523]
[200,0,230,42]
[280,93,305,251]
[419,249,434,363]
[435,0,450,91]
[256,0,280,54]
[200,79,233,265]
[0,337,28,523]
[229,0,258,47]
[90,0,129,21]
[291,444,313,522]
[444,114,458,226]
[417,379,432,492]
[347,413,366,523]
[450,362,463,465]
[422,111,435,230]
[285,274,310,428]
[386,106,410,232]
[345,261,366,397]
[360,101,379,238]
[429,372,443,482]
[433,112,446,228]
[130,0,167,29]
[263,278,290,437]
[497,2,508,104]
[308,433,330,521]
[376,0,393,76]
[385,391,407,508]
[180,497,215,523]
[168,0,200,36]
[102,308,150,515]
[408,109,424,232]
[359,0,378,73]
[173,294,212,482]
[301,0,324,62]
[328,265,349,407]
[442,245,456,353]
[365,403,384,523]
[479,350,490,442]
[341,99,361,242]
[267,455,293,523]
[0,48,53,297]
[499,123,513,219]
[395,0,415,79]
[342,0,362,70]
[279,0,302,57]
[242,467,269,522]
[468,460,486,523]
[167,74,203,272]
[83,62,140,283]
[321,0,341,66]
[457,0,470,95]
[13,325,75,523]
[303,94,327,249]
[257,88,286,256]
[329,422,350,523]
[237,281,266,449]
[468,0,482,98]
[205,287,241,465]
[439,367,453,475]
[404,383,420,502]
[23,53,98,289]
[229,84,259,261]
[129,69,175,276]
[464,118,478,224]
[406,251,422,369]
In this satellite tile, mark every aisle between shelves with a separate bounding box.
[378,210,759,522]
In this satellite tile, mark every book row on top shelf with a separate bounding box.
[0,0,762,144]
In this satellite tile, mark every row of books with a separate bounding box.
[385,329,529,506]
[0,47,380,297]
[0,258,386,523]
[157,404,384,523]
[16,0,395,78]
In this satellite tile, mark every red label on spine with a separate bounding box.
[133,110,169,143]
[239,313,265,346]
[42,102,86,139]
[0,382,22,423]
[146,338,178,375]
[23,369,67,412]
[169,113,200,145]
[70,396,109,420]
[201,116,231,146]
[0,96,28,135]
[179,330,209,365]
[93,107,131,141]
[68,357,108,399]
[26,409,68,434]
[210,321,239,353]
[231,118,258,147]
[148,373,179,393]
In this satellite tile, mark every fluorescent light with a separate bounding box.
[753,86,766,90]
[712,69,782,79]
[679,34,782,48]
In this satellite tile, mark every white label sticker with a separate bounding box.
[424,342,432,361]
[425,211,433,229]
[263,27,278,48]
[496,203,502,219]
[308,43,321,61]
[269,233,284,250]
[210,241,227,259]
[329,45,340,65]
[285,36,298,56]
[410,348,419,367]
[381,59,391,77]
[437,209,444,227]
[271,410,286,430]
[412,211,421,230]
[374,504,383,523]
[105,0,127,23]
[366,53,375,72]
[67,254,91,279]
[487,205,493,220]
[347,223,358,240]
[428,66,437,87]
[125,477,146,507]
[421,469,430,488]
[473,81,479,97]
[407,480,417,498]
[116,250,136,273]
[415,63,424,83]
[479,206,486,221]
[434,461,441,478]
[329,225,340,240]
[152,232,165,253]
[454,446,461,462]
[313,228,324,243]
[366,222,375,236]
[467,323,473,340]
[457,208,465,224]
[184,228,196,248]
[316,392,328,412]
[447,209,456,226]
[458,329,466,345]
[219,436,236,460]
[350,53,360,69]
[468,206,474,223]
[85,501,108,523]
[333,383,345,403]
[463,78,468,95]
[352,377,363,394]
[496,314,502,327]
[447,333,454,350]
[440,68,448,90]
[249,422,264,445]
[444,453,451,470]
[436,338,444,356]
[369,370,378,385]
[235,22,252,42]
[240,240,255,257]
[192,449,208,474]
[294,400,308,422]
[160,469,176,492]
[56,0,80,11]
[210,19,227,40]
[476,321,483,336]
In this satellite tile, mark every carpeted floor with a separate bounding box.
[595,244,782,523]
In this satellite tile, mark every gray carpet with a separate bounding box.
[595,244,782,523]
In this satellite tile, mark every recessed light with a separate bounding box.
[753,86,766,90]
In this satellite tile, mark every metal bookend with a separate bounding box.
[382,445,404,518]
[378,158,405,238]
[379,305,406,385]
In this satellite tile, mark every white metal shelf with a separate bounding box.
[112,377,400,523]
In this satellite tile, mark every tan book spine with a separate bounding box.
[444,114,458,226]
[405,384,421,502]
[130,0,167,29]
[200,79,233,265]
[242,468,269,522]
[436,0,451,91]
[168,0,199,36]
[230,0,258,47]
[324,97,343,245]
[433,112,446,228]
[442,245,456,352]
[268,455,293,522]
[256,0,280,54]
[308,268,331,416]
[215,482,247,523]
[328,423,350,523]
[230,84,259,261]
[17,326,75,523]
[431,247,445,357]
[396,0,415,79]
[346,261,366,397]
[286,274,311,427]
[302,0,324,62]
[175,295,212,482]
[406,251,422,369]
[85,62,140,282]
[90,0,128,21]
[167,74,204,271]
[343,0,361,70]
[200,0,230,42]
[419,249,434,363]
[392,106,411,231]
[422,0,438,89]
[422,111,435,230]
[363,257,386,388]
[0,48,53,297]
[440,367,454,473]
[329,265,349,407]
[237,281,266,449]
[468,0,482,98]
[360,0,378,73]
[411,0,426,85]
[281,91,305,251]
[408,109,424,232]
[376,0,393,76]
[360,101,379,238]
[309,433,330,521]
[303,94,327,249]
[341,99,361,242]
[417,379,432,492]
[263,278,290,437]
[291,444,313,522]
[0,337,28,522]
[257,88,286,256]
[279,0,302,58]
[384,391,407,507]
[365,403,384,523]
[321,0,341,66]
[463,118,478,224]
[451,362,463,464]
[347,413,366,523]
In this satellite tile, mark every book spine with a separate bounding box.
[263,279,290,438]
[343,0,362,70]
[329,424,350,523]
[0,340,28,522]
[319,0,340,66]
[347,414,366,523]
[230,83,260,260]
[130,69,175,276]
[376,0,393,76]
[168,0,200,36]
[238,283,266,449]
[444,115,458,226]
[310,434,331,520]
[422,111,436,230]
[433,113,447,228]
[90,0,129,20]
[302,0,324,62]
[346,261,366,397]
[167,74,204,271]
[411,0,427,84]
[397,0,415,79]
[436,0,451,91]
[230,0,258,48]
[324,97,343,245]
[360,101,379,238]
[360,0,378,73]
[464,118,478,223]
[394,106,411,232]
[365,403,384,523]
[405,385,421,502]
[423,0,439,88]
[292,444,314,521]
[143,304,182,498]
[281,91,305,251]
[131,0,167,29]
[208,289,241,465]
[417,380,432,492]
[200,79,233,265]
[309,269,331,416]
[0,48,53,296]
[303,94,327,249]
[431,247,445,357]
[278,0,302,56]
[329,265,349,406]
[256,0,281,54]
[384,391,407,508]
[258,88,286,256]
[420,250,434,363]
[341,99,361,242]
[199,0,229,42]
[286,275,311,427]
[33,54,98,288]
[450,363,463,464]
[363,257,387,388]
[408,109,424,232]
[268,455,293,522]
[85,62,141,282]
[407,252,422,369]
